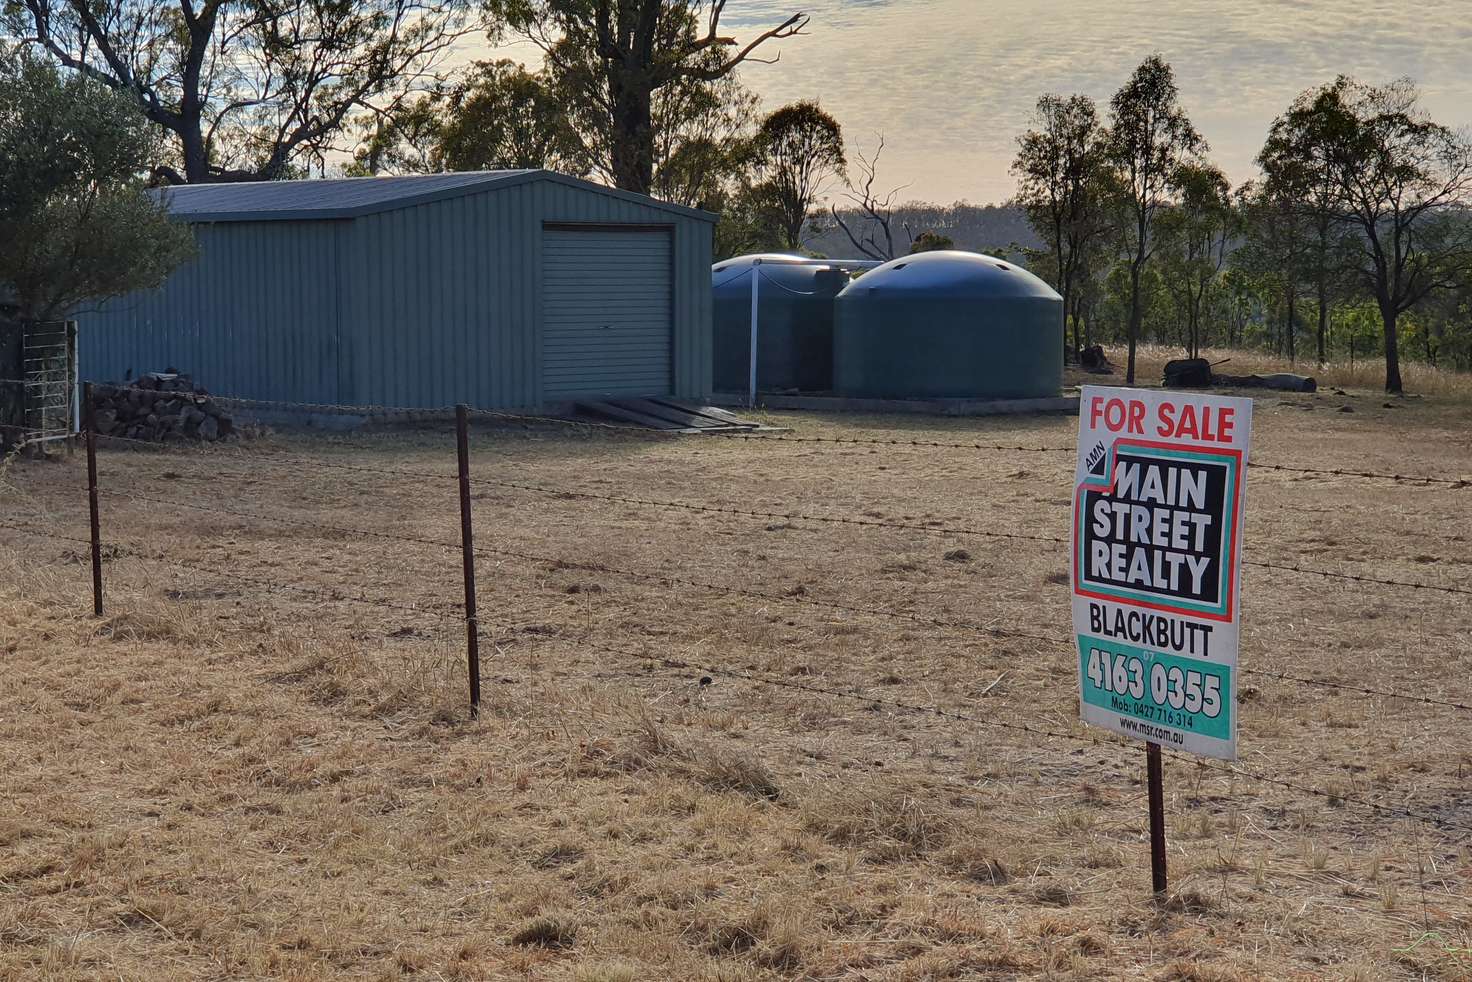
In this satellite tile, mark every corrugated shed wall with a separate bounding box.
[80,176,714,410]
[81,221,343,403]
[342,183,539,408]
[345,180,712,409]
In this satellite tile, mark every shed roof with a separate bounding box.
[154,169,716,223]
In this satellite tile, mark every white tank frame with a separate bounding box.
[744,257,882,408]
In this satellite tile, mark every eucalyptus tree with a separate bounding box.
[1106,55,1205,382]
[830,134,910,261]
[1262,76,1472,391]
[1156,162,1235,358]
[1259,84,1360,365]
[1013,93,1113,360]
[434,61,585,174]
[748,101,846,249]
[487,0,806,194]
[1236,181,1315,360]
[7,0,473,183]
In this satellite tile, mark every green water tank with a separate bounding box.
[712,255,850,393]
[833,251,1062,399]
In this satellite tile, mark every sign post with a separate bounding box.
[1071,385,1252,895]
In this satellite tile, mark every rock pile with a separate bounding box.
[93,372,235,442]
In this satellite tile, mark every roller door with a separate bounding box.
[541,226,673,399]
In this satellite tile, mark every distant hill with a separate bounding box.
[801,201,1043,261]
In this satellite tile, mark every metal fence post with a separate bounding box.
[83,381,103,616]
[748,258,761,409]
[455,404,482,717]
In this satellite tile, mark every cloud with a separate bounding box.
[721,0,1472,202]
[468,0,1472,203]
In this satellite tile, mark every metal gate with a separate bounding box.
[11,321,78,447]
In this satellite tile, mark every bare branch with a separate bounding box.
[679,12,808,80]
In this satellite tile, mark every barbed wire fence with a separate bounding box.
[3,384,1471,852]
[51,383,1472,703]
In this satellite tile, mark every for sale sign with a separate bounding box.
[1072,385,1252,760]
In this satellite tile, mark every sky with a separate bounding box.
[488,0,1472,205]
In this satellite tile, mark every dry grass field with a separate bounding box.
[2,353,1470,980]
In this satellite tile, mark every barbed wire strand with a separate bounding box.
[712,431,1074,454]
[90,431,1471,596]
[93,489,464,553]
[1170,750,1472,835]
[73,486,1472,710]
[466,475,1472,596]
[4,517,1471,832]
[83,433,1472,598]
[712,432,1472,489]
[75,489,1076,647]
[1237,667,1472,712]
[92,430,459,483]
[1246,560,1472,596]
[85,384,1472,488]
[471,475,1065,546]
[0,520,456,617]
[1250,462,1470,489]
[515,624,1472,836]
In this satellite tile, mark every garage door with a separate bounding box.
[542,226,673,400]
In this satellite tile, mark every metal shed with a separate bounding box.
[78,171,716,410]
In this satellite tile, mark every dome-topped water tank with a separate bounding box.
[712,255,850,393]
[833,251,1062,400]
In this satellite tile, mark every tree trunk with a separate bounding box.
[784,212,803,251]
[1059,281,1072,367]
[1285,287,1296,364]
[1126,263,1142,385]
[1382,305,1403,394]
[1056,244,1069,367]
[180,124,211,183]
[1316,273,1328,367]
[1071,294,1083,361]
[1196,293,1207,356]
[1189,292,1202,359]
[609,73,655,194]
[1192,282,1204,359]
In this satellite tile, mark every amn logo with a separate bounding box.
[1085,441,1108,479]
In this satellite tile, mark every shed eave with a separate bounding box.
[161,169,719,224]
[525,171,718,224]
